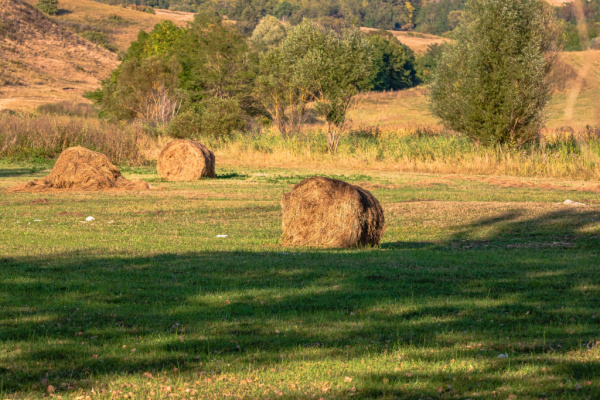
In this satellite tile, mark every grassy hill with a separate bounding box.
[0,0,119,110]
[20,0,193,52]
[0,0,193,111]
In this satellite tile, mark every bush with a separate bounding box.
[81,31,118,52]
[168,99,247,140]
[36,0,58,15]
[429,0,560,146]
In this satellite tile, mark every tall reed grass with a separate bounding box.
[209,125,600,180]
[2,112,600,180]
[0,113,150,165]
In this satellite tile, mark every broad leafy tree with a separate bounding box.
[250,15,286,51]
[429,0,560,146]
[255,22,374,152]
[366,30,419,91]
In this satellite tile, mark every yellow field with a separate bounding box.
[346,50,600,130]
[360,27,450,54]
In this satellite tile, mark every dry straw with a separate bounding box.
[281,176,385,248]
[157,139,216,181]
[10,146,149,191]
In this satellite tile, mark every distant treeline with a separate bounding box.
[93,0,467,35]
[92,0,600,47]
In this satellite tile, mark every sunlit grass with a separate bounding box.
[1,163,600,399]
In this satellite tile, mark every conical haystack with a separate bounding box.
[280,176,385,248]
[11,146,149,191]
[157,140,215,181]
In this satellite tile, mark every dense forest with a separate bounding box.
[93,0,600,47]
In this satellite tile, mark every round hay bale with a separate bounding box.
[157,140,215,181]
[11,146,149,191]
[280,176,385,248]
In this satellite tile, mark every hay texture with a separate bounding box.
[281,176,385,248]
[157,140,215,181]
[11,146,149,191]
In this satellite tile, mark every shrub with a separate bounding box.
[81,31,118,52]
[167,99,247,140]
[429,0,560,146]
[36,0,58,15]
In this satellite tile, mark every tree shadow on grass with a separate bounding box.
[217,172,249,179]
[0,168,43,178]
[1,209,599,397]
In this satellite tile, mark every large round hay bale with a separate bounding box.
[11,146,149,191]
[157,140,215,181]
[280,176,385,248]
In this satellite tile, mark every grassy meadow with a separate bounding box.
[1,161,600,399]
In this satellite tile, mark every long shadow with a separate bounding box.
[0,168,45,178]
[1,209,599,397]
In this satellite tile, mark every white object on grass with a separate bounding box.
[34,219,41,222]
[497,353,508,358]
[216,235,228,238]
[85,216,95,222]
[563,199,586,206]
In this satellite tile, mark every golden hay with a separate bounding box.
[280,176,385,248]
[156,139,216,181]
[10,146,149,191]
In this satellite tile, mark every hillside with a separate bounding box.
[0,0,194,111]
[21,0,194,52]
[0,0,119,110]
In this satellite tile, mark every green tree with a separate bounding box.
[255,22,374,152]
[429,0,560,146]
[415,43,443,83]
[178,13,254,102]
[109,56,183,124]
[250,15,286,51]
[36,0,59,15]
[366,30,419,91]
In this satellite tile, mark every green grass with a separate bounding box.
[1,162,600,399]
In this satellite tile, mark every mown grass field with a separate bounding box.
[1,161,600,399]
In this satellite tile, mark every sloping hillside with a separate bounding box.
[0,0,119,109]
[20,0,193,52]
[0,0,195,111]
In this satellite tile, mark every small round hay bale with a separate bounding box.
[157,140,215,181]
[280,176,385,248]
[11,146,149,191]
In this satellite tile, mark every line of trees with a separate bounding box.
[88,0,562,152]
[86,15,420,152]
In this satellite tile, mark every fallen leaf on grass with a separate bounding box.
[344,377,353,383]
